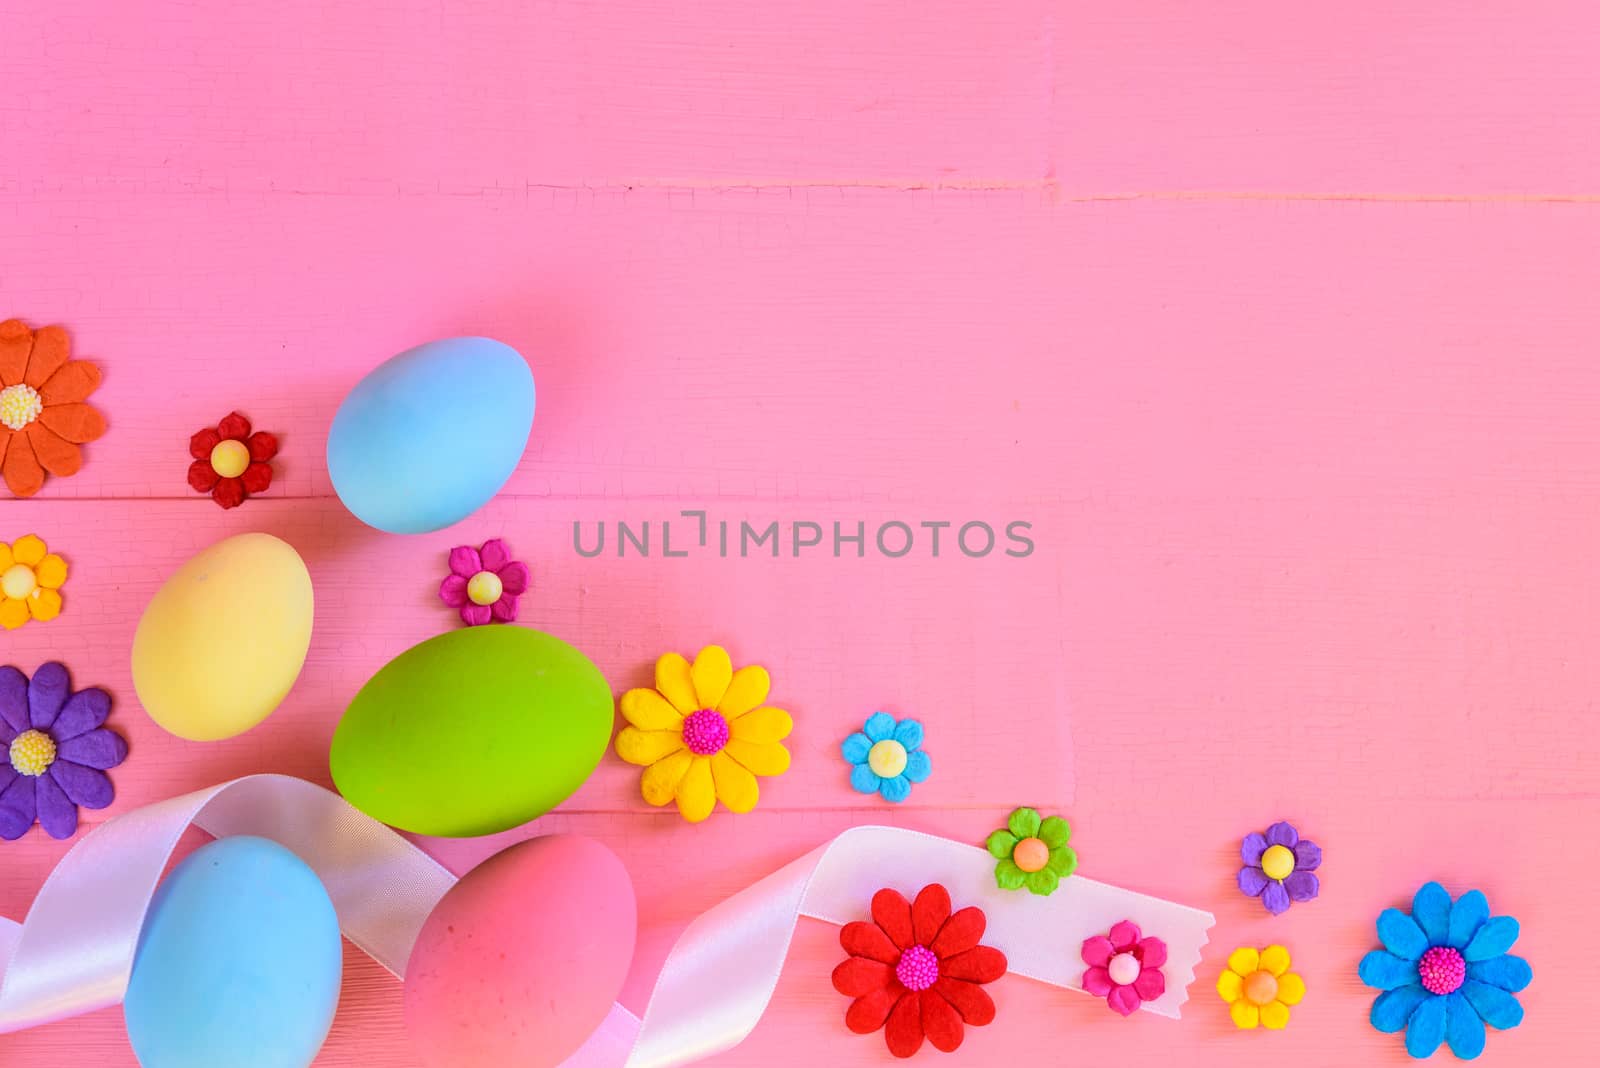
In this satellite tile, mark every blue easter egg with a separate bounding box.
[123,836,343,1068]
[327,337,535,533]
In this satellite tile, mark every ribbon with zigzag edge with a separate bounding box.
[0,776,1213,1066]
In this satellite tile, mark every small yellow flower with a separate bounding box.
[614,645,793,823]
[0,534,67,630]
[1217,944,1305,1030]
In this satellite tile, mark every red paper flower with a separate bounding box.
[187,412,277,509]
[831,884,1007,1058]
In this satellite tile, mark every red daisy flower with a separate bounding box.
[187,411,278,509]
[831,884,1007,1058]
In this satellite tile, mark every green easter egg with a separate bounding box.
[330,626,613,837]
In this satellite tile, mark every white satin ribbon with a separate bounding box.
[0,776,1214,1067]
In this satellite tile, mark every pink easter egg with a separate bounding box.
[404,835,637,1068]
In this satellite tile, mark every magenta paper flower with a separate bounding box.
[1082,920,1168,1016]
[1,662,128,840]
[438,538,529,626]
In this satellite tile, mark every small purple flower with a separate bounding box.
[1238,820,1321,915]
[0,662,128,841]
[438,538,530,626]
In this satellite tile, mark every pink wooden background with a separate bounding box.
[4,1,1599,1064]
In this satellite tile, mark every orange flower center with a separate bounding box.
[0,384,42,431]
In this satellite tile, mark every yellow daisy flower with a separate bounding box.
[1,534,67,630]
[1217,944,1305,1029]
[615,645,793,823]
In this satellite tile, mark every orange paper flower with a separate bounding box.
[0,321,107,498]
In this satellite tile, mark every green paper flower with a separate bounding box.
[985,806,1077,895]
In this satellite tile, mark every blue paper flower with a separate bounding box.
[1358,882,1531,1060]
[841,712,930,803]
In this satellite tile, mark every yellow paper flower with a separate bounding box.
[0,534,67,630]
[614,645,793,823]
[1217,944,1305,1029]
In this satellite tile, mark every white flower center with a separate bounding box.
[0,384,43,431]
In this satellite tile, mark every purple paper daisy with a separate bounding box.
[438,538,530,626]
[1239,820,1321,915]
[0,662,128,841]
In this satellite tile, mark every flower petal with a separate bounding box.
[920,988,963,1052]
[1446,992,1487,1058]
[841,731,873,764]
[863,711,896,742]
[1046,844,1077,877]
[246,431,278,462]
[1238,866,1269,897]
[690,645,732,709]
[1081,935,1114,968]
[438,574,468,606]
[51,687,109,740]
[639,749,693,806]
[28,588,62,622]
[717,665,770,718]
[903,749,931,783]
[929,907,985,958]
[35,772,78,839]
[1292,839,1323,872]
[849,763,882,795]
[892,718,924,751]
[188,459,219,493]
[27,424,80,477]
[57,729,127,770]
[1108,921,1141,952]
[840,920,901,964]
[3,432,44,497]
[1240,831,1268,865]
[1259,999,1290,1030]
[241,462,272,494]
[993,857,1026,891]
[1259,944,1291,977]
[1279,976,1306,1010]
[709,751,759,813]
[986,830,1018,860]
[0,597,26,631]
[1038,815,1071,848]
[1466,955,1532,992]
[1284,870,1319,902]
[1007,807,1041,839]
[38,402,106,444]
[0,667,28,735]
[1463,916,1519,962]
[23,325,69,388]
[1110,984,1144,1016]
[878,773,911,803]
[447,545,482,577]
[459,602,491,626]
[28,661,70,728]
[730,705,791,743]
[489,594,519,622]
[1447,889,1490,949]
[1216,968,1242,1002]
[832,956,894,996]
[724,739,789,777]
[1370,984,1430,1033]
[49,760,113,809]
[1132,968,1165,1001]
[212,477,245,509]
[673,756,715,822]
[871,889,915,949]
[844,987,900,1035]
[1083,965,1114,996]
[1262,879,1291,914]
[1230,1000,1259,1029]
[1378,907,1430,960]
[1360,950,1420,991]
[478,538,511,571]
[655,652,699,713]
[11,534,44,563]
[620,688,684,731]
[1264,821,1299,848]
[614,727,686,766]
[217,412,251,440]
[1405,993,1448,1059]
[933,978,994,1025]
[496,561,530,596]
[940,946,1006,983]
[189,427,221,460]
[0,320,32,386]
[911,884,950,945]
[1462,979,1524,1030]
[884,991,923,1058]
[0,774,37,840]
[1138,938,1168,970]
[1226,947,1259,977]
[39,361,101,406]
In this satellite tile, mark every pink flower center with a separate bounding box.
[682,709,730,756]
[896,945,940,992]
[1417,946,1466,995]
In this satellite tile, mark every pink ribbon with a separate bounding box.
[1,776,1213,1065]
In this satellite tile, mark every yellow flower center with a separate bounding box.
[0,383,42,431]
[867,739,908,778]
[210,438,251,479]
[1261,844,1296,881]
[2,563,38,600]
[9,729,56,777]
[467,570,503,606]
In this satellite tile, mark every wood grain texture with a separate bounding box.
[3,1,1598,1065]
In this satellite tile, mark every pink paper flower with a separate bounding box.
[438,538,529,626]
[1081,920,1167,1016]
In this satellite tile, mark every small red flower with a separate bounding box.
[187,411,278,509]
[832,884,1006,1058]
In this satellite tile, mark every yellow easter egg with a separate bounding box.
[132,533,313,741]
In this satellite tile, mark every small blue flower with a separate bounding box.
[1358,882,1531,1060]
[840,711,930,803]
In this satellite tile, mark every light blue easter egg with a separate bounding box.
[123,836,343,1068]
[327,337,535,533]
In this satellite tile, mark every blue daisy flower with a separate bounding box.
[841,711,930,803]
[1358,881,1531,1060]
